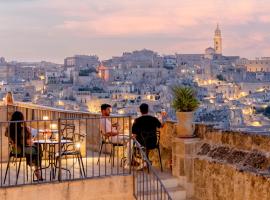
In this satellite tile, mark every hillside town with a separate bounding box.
[1,25,270,133]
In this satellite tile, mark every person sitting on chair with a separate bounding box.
[132,103,164,169]
[99,104,131,167]
[5,111,43,181]
[132,103,163,148]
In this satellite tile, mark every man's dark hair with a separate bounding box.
[139,103,149,114]
[101,104,111,111]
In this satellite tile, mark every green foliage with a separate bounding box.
[171,86,200,112]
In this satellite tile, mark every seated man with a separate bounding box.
[132,103,162,150]
[100,104,127,142]
[99,104,131,167]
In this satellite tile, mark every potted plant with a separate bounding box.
[172,86,200,137]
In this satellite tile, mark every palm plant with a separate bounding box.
[172,86,200,112]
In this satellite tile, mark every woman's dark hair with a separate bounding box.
[9,111,26,148]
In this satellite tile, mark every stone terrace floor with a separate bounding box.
[0,151,130,187]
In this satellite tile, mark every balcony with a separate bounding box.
[2,101,268,200]
[0,102,175,200]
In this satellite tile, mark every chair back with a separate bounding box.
[9,142,24,157]
[139,130,158,150]
[100,130,111,143]
[61,123,75,141]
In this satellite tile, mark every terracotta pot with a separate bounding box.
[176,111,195,137]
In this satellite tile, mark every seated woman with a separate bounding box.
[6,111,43,181]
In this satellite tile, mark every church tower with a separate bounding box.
[214,24,222,55]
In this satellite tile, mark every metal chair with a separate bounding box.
[55,123,86,178]
[138,130,163,171]
[4,144,29,185]
[97,132,124,167]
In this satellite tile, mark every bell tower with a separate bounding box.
[214,24,222,55]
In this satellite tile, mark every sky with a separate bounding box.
[0,0,270,63]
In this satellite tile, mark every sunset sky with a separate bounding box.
[0,0,270,63]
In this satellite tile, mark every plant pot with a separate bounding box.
[176,111,195,138]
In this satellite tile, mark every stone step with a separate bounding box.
[135,169,187,200]
[136,177,179,190]
[161,177,180,188]
[168,186,186,200]
[136,185,186,200]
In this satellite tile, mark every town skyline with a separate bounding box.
[0,0,270,63]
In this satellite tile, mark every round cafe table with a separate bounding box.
[33,139,73,180]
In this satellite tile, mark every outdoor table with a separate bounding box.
[33,139,73,180]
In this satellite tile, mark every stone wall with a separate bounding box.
[195,124,270,153]
[149,120,177,170]
[194,158,270,200]
[172,123,270,200]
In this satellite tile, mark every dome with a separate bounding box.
[205,47,215,55]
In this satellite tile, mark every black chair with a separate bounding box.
[97,132,124,167]
[55,123,86,178]
[139,130,163,171]
[4,144,29,185]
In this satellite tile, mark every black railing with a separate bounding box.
[0,116,132,187]
[9,103,98,121]
[132,139,172,200]
[0,111,172,200]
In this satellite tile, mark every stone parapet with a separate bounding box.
[172,123,270,200]
[172,137,201,198]
[195,123,270,153]
[194,158,270,200]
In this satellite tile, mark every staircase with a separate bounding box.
[157,171,186,200]
[136,170,187,200]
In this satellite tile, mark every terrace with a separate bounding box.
[1,100,270,200]
[0,101,177,200]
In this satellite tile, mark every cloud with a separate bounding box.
[0,0,270,61]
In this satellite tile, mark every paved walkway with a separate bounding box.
[0,151,129,186]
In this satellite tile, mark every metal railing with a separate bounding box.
[0,116,132,187]
[0,105,172,200]
[132,140,172,200]
[6,102,99,121]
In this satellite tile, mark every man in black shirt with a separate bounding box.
[132,103,162,150]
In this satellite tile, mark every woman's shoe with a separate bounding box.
[33,178,44,182]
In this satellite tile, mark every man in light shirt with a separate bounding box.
[100,104,131,167]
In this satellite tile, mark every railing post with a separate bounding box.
[129,116,132,174]
[58,118,62,181]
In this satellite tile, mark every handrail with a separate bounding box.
[13,102,98,116]
[132,139,172,200]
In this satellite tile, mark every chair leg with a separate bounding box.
[15,158,22,185]
[4,155,12,184]
[112,146,115,167]
[108,144,113,163]
[79,153,86,177]
[26,164,29,182]
[97,142,104,165]
[76,154,82,177]
[55,157,58,177]
[77,153,86,178]
[146,150,150,173]
[157,147,163,172]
